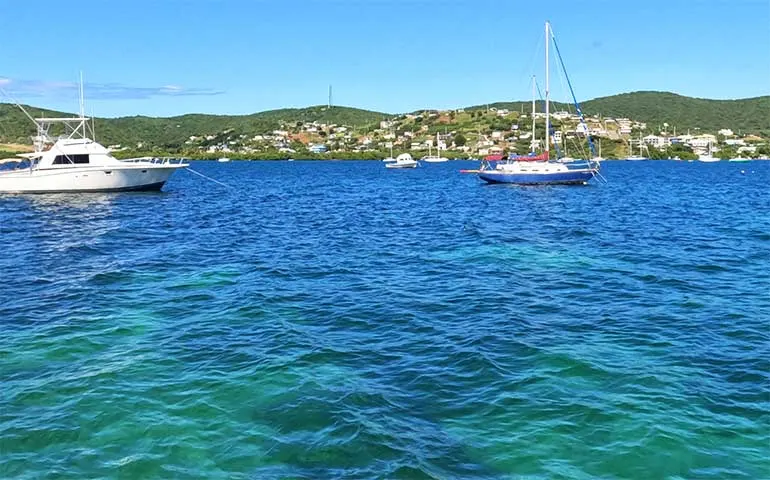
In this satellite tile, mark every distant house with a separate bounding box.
[718,128,734,137]
[643,134,668,148]
[590,128,607,137]
[689,134,717,148]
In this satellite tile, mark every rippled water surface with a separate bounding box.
[1,160,769,479]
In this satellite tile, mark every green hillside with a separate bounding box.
[469,91,770,136]
[0,104,387,149]
[0,92,767,152]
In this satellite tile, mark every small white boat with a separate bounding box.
[728,158,751,163]
[386,153,418,169]
[217,157,230,163]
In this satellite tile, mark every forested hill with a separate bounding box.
[468,91,770,135]
[0,92,767,150]
[0,104,388,149]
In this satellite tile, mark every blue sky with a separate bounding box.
[1,0,768,117]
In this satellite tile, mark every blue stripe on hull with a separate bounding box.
[8,181,167,195]
[478,170,594,185]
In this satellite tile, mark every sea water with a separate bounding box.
[1,160,768,479]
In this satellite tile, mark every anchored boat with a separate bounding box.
[479,21,600,186]
[0,82,186,194]
[386,153,419,169]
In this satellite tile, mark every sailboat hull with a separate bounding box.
[478,169,595,185]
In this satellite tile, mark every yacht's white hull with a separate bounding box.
[0,165,183,193]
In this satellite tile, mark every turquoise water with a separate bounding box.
[1,160,768,479]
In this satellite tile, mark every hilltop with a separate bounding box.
[467,92,770,136]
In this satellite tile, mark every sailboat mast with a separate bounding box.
[531,75,536,152]
[545,21,550,157]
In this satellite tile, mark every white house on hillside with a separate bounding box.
[718,128,734,137]
[643,134,668,148]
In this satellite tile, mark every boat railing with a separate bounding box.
[120,156,188,165]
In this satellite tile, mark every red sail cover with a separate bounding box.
[513,151,549,161]
[483,152,549,162]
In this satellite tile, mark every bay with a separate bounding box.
[1,160,768,479]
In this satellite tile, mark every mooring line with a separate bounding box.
[185,167,231,188]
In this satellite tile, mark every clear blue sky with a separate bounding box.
[1,0,768,117]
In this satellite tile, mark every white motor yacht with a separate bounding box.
[0,116,186,194]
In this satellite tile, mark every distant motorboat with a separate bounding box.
[386,153,418,169]
[728,158,750,163]
[218,157,230,163]
[627,155,646,161]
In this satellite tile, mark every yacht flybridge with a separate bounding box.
[0,94,186,193]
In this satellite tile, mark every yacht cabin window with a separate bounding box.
[52,154,89,165]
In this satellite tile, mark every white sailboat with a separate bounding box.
[0,78,186,193]
[627,133,645,160]
[698,141,720,162]
[478,22,600,185]
[382,142,396,162]
[422,133,448,163]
